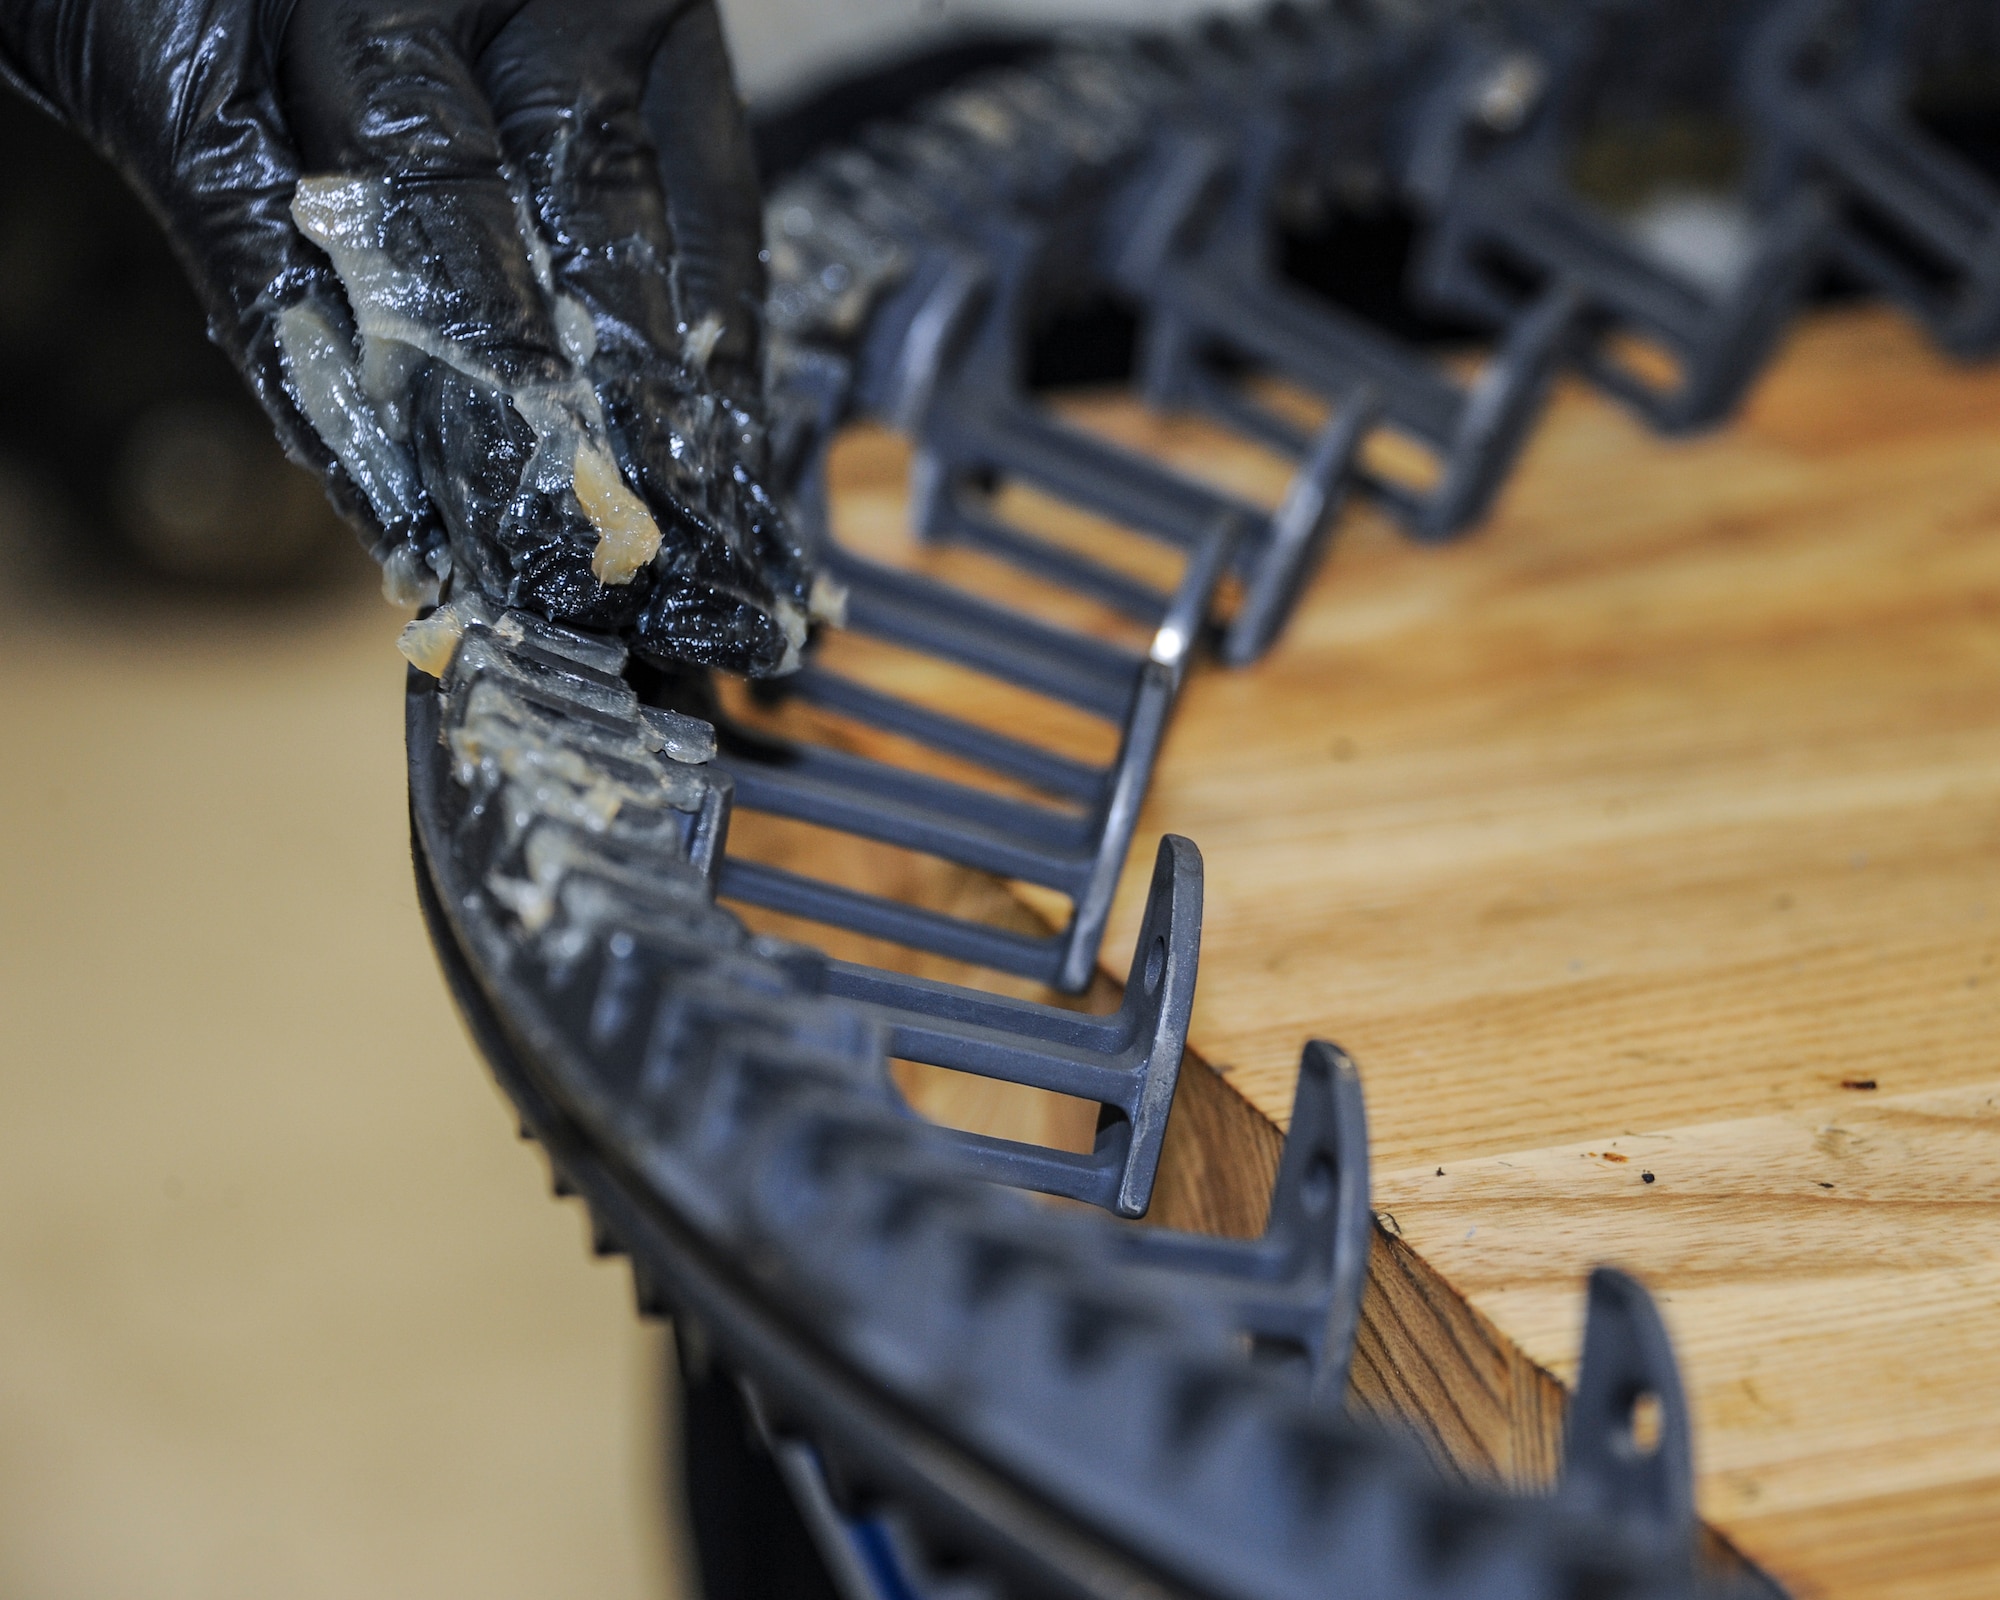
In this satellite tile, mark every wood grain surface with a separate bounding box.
[760,305,2000,1600]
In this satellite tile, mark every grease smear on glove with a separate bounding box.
[286,174,665,596]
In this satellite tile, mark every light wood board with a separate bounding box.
[763,305,2000,1600]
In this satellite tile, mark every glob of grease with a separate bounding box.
[279,170,811,676]
[570,440,662,584]
[421,599,721,937]
[396,601,469,678]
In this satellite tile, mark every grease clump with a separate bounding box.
[398,601,471,677]
[572,442,663,584]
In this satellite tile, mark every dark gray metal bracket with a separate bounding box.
[1407,28,1831,434]
[1748,0,2000,359]
[1560,1267,1698,1562]
[1103,1039,1374,1406]
[880,231,1362,667]
[781,1036,1376,1596]
[711,517,1228,993]
[807,833,1201,1218]
[767,1048,1373,1600]
[1110,120,1577,540]
[1417,164,1830,434]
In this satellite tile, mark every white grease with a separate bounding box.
[289,174,662,586]
[683,311,725,372]
[397,598,472,676]
[808,571,849,629]
[572,438,662,582]
[274,300,428,537]
[381,541,441,607]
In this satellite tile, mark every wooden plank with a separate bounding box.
[787,305,2000,1599]
[1374,1084,2000,1567]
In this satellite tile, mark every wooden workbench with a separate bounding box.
[737,305,2000,1600]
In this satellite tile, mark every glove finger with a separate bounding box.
[278,0,576,602]
[642,2,819,622]
[479,0,813,659]
[642,1,768,403]
[412,360,787,672]
[279,0,569,398]
[280,0,796,670]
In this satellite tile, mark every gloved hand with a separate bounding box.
[0,0,812,675]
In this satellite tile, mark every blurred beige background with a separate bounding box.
[0,500,689,1599]
[718,0,1253,100]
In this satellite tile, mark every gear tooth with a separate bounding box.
[518,1117,536,1142]
[589,1211,624,1259]
[550,1168,575,1198]
[631,1263,671,1319]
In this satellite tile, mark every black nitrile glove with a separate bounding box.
[0,0,812,675]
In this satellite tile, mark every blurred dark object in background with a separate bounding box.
[751,31,1052,190]
[0,89,345,593]
[675,1352,842,1600]
[748,29,1483,402]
